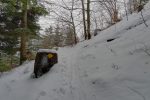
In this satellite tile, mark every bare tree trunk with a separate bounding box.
[20,0,28,65]
[61,0,77,44]
[71,0,77,44]
[71,13,77,44]
[81,0,87,40]
[10,55,13,68]
[112,0,118,23]
[87,0,91,39]
[93,13,98,29]
[123,0,128,21]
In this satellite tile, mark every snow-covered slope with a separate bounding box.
[1,3,150,100]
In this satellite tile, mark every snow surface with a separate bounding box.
[1,3,150,100]
[145,1,150,10]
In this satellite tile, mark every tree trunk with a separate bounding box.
[72,19,77,44]
[71,0,77,44]
[20,0,28,65]
[112,10,118,23]
[123,0,128,21]
[111,0,119,23]
[81,0,87,40]
[87,0,91,39]
[10,55,13,68]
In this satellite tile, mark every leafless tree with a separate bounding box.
[51,0,78,44]
[123,0,128,21]
[80,0,87,40]
[97,0,120,24]
[87,0,91,39]
[139,0,148,27]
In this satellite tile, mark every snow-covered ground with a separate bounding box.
[1,2,150,100]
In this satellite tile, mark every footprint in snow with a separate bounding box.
[53,88,66,95]
[10,79,16,83]
[59,88,66,95]
[35,91,47,100]
[83,71,88,77]
[61,68,65,73]
[145,62,149,64]
[81,54,96,60]
[39,91,47,96]
[53,89,57,92]
[96,66,99,69]
[83,45,89,48]
[144,72,147,74]
[62,82,68,86]
[54,98,59,100]
[63,60,66,64]
[5,84,12,92]
[23,67,30,74]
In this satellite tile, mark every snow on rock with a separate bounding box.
[38,49,57,53]
[1,3,150,100]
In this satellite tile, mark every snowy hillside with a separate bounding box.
[0,3,150,100]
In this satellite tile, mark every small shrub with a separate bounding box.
[0,61,11,72]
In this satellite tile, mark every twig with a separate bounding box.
[142,43,150,56]
[140,9,148,27]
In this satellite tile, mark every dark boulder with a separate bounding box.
[34,49,58,78]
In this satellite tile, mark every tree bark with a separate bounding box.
[113,0,118,23]
[20,0,28,65]
[87,0,91,39]
[71,0,77,44]
[71,15,77,44]
[123,0,128,21]
[81,0,87,40]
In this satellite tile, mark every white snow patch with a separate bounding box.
[38,49,57,53]
[145,0,150,10]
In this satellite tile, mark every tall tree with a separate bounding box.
[20,0,28,64]
[81,0,87,40]
[98,0,120,24]
[0,0,20,55]
[54,24,63,47]
[70,0,77,44]
[17,0,48,64]
[0,0,48,64]
[87,0,91,39]
[65,26,74,46]
[50,0,78,44]
[60,0,77,44]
